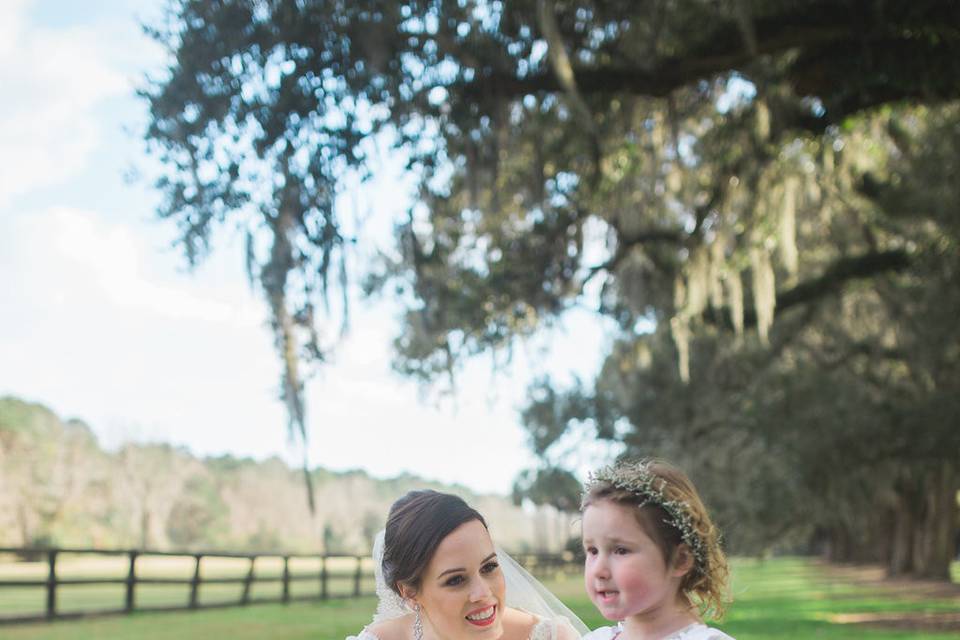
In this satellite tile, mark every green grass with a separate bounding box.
[0,598,377,640]
[0,558,957,639]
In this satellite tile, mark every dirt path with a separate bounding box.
[818,562,960,632]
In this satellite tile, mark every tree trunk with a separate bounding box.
[888,463,958,580]
[140,509,151,550]
[889,496,915,576]
[826,526,853,563]
[16,502,31,547]
[910,462,958,580]
[855,513,890,564]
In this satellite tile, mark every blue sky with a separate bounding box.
[0,0,620,495]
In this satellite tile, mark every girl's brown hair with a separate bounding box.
[582,459,730,619]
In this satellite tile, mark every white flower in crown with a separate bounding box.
[584,461,707,573]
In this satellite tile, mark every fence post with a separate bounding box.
[282,556,290,604]
[125,550,138,613]
[320,556,328,600]
[354,556,362,597]
[45,549,58,620]
[189,554,202,609]
[241,555,255,605]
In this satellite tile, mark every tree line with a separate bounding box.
[0,397,570,554]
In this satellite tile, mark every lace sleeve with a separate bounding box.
[345,629,380,640]
[527,617,584,640]
[528,618,555,640]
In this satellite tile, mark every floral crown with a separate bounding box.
[583,460,707,572]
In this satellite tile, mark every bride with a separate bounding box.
[346,490,588,640]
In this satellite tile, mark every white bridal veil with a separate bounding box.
[371,531,588,635]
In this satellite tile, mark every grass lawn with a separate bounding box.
[0,558,957,639]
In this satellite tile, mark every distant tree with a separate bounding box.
[361,510,383,551]
[116,443,196,549]
[511,466,581,513]
[322,523,341,555]
[167,473,230,548]
[0,398,106,547]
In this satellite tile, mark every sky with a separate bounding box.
[0,0,620,496]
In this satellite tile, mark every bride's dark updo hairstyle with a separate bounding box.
[382,490,487,596]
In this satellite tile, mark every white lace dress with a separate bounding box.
[582,623,735,640]
[348,616,572,640]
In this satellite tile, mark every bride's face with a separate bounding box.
[411,519,506,640]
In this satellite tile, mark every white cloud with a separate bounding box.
[0,2,127,206]
[0,205,281,460]
[7,207,260,327]
[0,0,29,59]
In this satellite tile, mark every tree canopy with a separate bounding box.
[142,0,959,576]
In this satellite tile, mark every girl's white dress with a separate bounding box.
[348,615,577,640]
[582,623,735,640]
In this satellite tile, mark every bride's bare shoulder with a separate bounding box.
[500,606,540,639]
[364,615,414,640]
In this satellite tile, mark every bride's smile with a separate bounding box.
[465,604,497,625]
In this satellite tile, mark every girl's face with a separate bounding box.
[581,499,689,622]
[407,519,506,640]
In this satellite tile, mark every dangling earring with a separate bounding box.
[413,603,423,640]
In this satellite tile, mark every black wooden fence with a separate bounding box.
[0,546,377,625]
[0,546,580,625]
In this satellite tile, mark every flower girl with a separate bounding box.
[580,459,735,640]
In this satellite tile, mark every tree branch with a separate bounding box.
[460,3,960,130]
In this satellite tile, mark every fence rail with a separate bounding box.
[0,545,377,625]
[0,546,580,625]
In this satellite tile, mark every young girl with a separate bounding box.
[580,459,734,640]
